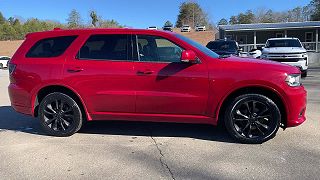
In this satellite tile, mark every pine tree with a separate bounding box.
[164,20,173,27]
[311,0,320,20]
[0,12,5,24]
[229,16,238,25]
[218,18,228,26]
[175,2,211,28]
[67,9,82,28]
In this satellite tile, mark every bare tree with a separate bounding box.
[90,10,98,27]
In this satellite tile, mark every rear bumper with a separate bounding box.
[8,83,33,116]
[285,86,307,127]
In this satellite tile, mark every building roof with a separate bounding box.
[267,37,299,40]
[219,21,320,31]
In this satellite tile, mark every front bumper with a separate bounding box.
[282,60,308,71]
[284,85,307,127]
[261,54,308,71]
[0,61,8,68]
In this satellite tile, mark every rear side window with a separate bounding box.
[26,36,77,58]
[78,34,129,61]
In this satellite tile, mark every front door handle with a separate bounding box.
[67,67,84,73]
[144,70,154,74]
[137,70,154,75]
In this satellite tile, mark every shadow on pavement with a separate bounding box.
[0,106,43,135]
[0,105,235,143]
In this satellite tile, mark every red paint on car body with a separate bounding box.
[8,28,306,128]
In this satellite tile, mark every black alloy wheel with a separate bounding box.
[224,94,280,144]
[39,92,83,136]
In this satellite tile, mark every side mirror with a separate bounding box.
[257,47,264,51]
[181,50,197,63]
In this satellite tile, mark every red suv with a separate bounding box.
[8,28,306,143]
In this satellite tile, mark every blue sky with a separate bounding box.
[0,0,311,28]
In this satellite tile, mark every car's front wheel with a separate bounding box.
[39,92,83,136]
[224,94,280,144]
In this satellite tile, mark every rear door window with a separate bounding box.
[78,34,130,61]
[26,36,77,58]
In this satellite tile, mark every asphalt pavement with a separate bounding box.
[0,68,319,180]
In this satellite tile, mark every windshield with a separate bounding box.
[0,57,10,60]
[266,39,302,48]
[206,41,238,51]
[175,34,219,58]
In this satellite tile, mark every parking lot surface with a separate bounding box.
[0,68,319,180]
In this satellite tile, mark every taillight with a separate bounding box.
[9,63,16,75]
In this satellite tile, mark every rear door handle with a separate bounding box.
[67,67,84,73]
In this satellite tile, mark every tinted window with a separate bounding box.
[206,41,237,51]
[78,34,129,60]
[175,34,219,58]
[137,35,183,62]
[26,36,77,58]
[266,39,302,48]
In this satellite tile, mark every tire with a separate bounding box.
[224,94,280,144]
[38,92,83,136]
[0,63,3,69]
[301,70,307,78]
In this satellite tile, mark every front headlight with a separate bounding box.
[261,54,268,59]
[302,52,307,58]
[285,74,301,87]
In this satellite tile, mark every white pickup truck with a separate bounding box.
[261,38,308,77]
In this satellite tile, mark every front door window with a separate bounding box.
[136,35,184,63]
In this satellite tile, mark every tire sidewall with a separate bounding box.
[39,92,82,137]
[225,94,281,144]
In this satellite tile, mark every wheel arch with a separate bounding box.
[33,85,91,121]
[216,86,288,128]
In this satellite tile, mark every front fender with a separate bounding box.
[208,80,289,125]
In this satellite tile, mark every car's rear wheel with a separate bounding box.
[301,70,307,78]
[0,63,3,69]
[39,92,83,136]
[224,94,280,144]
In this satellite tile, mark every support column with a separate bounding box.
[254,31,257,49]
[316,29,319,52]
[284,30,287,38]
